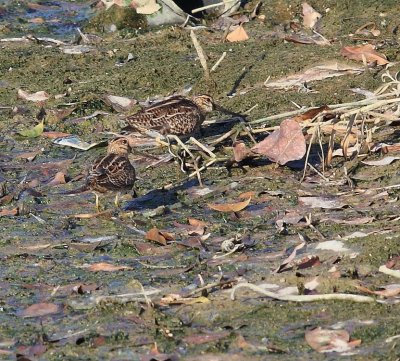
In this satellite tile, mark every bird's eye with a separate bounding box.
[121,139,128,144]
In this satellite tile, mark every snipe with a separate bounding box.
[122,94,214,136]
[86,137,136,193]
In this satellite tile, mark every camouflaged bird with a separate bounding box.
[123,94,214,136]
[86,137,136,193]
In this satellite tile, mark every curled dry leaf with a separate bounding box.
[145,227,175,245]
[341,44,389,65]
[19,302,60,318]
[0,208,19,217]
[41,131,71,139]
[305,327,361,353]
[226,25,249,42]
[299,196,346,209]
[302,2,322,29]
[232,140,252,162]
[17,89,50,102]
[362,156,400,166]
[208,197,251,213]
[103,94,137,112]
[251,119,306,165]
[47,171,66,186]
[355,22,380,37]
[87,262,132,272]
[265,62,364,90]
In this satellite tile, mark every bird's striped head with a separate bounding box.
[107,137,131,155]
[192,94,214,114]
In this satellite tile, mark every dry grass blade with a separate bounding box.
[190,30,210,81]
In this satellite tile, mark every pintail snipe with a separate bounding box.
[122,94,214,136]
[86,137,136,193]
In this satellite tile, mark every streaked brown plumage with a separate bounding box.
[123,94,214,136]
[86,137,135,193]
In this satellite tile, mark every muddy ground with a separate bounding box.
[1,0,400,360]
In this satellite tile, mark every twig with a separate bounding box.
[183,279,237,297]
[191,0,238,13]
[190,30,210,81]
[300,126,317,182]
[379,265,400,278]
[231,283,375,303]
[211,52,227,72]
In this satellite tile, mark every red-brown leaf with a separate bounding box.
[340,44,389,65]
[19,303,60,318]
[87,262,132,272]
[251,118,306,165]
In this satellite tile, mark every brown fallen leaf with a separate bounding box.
[355,22,380,37]
[0,208,18,217]
[232,140,253,162]
[341,44,389,65]
[41,131,71,139]
[145,227,175,246]
[16,343,47,359]
[302,2,322,29]
[17,89,49,102]
[87,262,132,272]
[208,197,251,213]
[265,62,364,90]
[19,302,60,318]
[251,118,306,165]
[47,171,66,186]
[292,105,331,123]
[226,25,249,42]
[305,327,361,353]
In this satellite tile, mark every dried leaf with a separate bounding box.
[145,227,175,245]
[18,120,44,138]
[103,94,137,112]
[135,0,161,14]
[299,196,346,209]
[87,262,132,272]
[226,25,249,42]
[355,22,380,37]
[302,2,322,29]
[265,62,363,90]
[17,89,49,102]
[251,119,306,165]
[47,171,66,186]
[341,44,389,65]
[232,141,252,162]
[41,131,71,139]
[305,327,361,353]
[19,302,60,318]
[208,197,251,213]
[362,156,400,166]
[0,208,18,217]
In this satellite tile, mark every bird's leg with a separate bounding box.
[93,192,101,212]
[114,192,121,208]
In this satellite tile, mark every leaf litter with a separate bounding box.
[1,1,400,360]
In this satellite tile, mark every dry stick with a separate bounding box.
[190,30,210,81]
[191,0,238,13]
[249,93,400,126]
[189,137,216,158]
[211,52,227,72]
[230,283,375,303]
[379,265,400,279]
[300,125,317,182]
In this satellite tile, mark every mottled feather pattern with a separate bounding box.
[123,95,212,135]
[86,138,136,193]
